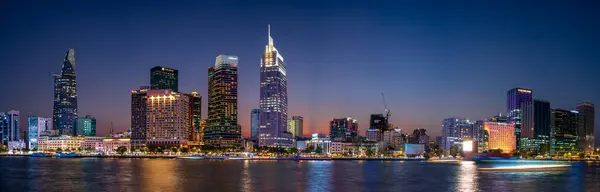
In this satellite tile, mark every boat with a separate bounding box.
[30,152,49,157]
[479,164,571,171]
[177,155,207,159]
[53,152,79,158]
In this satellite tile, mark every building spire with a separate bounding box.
[268,24,273,46]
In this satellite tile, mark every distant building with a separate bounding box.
[550,109,581,156]
[130,87,149,149]
[38,135,86,151]
[534,100,552,138]
[506,88,533,149]
[366,128,381,142]
[145,89,190,147]
[28,116,52,149]
[435,136,442,147]
[472,120,487,153]
[205,55,241,148]
[74,115,96,136]
[576,102,595,154]
[150,66,178,92]
[102,138,131,154]
[441,117,474,150]
[288,116,304,138]
[370,114,388,133]
[411,128,430,145]
[383,129,403,148]
[330,117,358,142]
[484,121,516,153]
[53,48,78,136]
[1,111,20,145]
[187,91,202,142]
[250,109,260,140]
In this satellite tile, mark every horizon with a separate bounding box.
[1,1,599,142]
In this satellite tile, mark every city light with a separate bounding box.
[462,140,473,152]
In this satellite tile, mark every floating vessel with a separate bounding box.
[479,164,571,171]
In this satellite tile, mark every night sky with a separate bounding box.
[1,1,599,142]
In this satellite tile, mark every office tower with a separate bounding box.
[472,120,487,153]
[550,109,581,156]
[250,109,260,140]
[484,121,516,153]
[576,102,595,154]
[534,100,552,138]
[53,48,78,136]
[150,66,178,92]
[259,25,293,147]
[366,128,382,142]
[145,89,190,146]
[28,117,52,149]
[74,115,96,136]
[441,117,474,150]
[288,116,304,138]
[1,111,20,145]
[199,119,206,143]
[130,87,149,149]
[330,117,358,142]
[370,114,388,132]
[205,55,241,148]
[186,90,202,141]
[506,88,533,149]
[383,129,403,148]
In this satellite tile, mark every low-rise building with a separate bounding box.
[103,138,131,153]
[38,135,86,151]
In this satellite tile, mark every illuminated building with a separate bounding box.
[53,48,78,136]
[185,91,202,142]
[151,66,178,92]
[27,116,52,149]
[550,109,581,156]
[410,128,429,145]
[519,100,552,153]
[366,128,381,142]
[74,115,96,136]
[473,120,487,153]
[1,111,20,146]
[383,129,403,148]
[370,114,388,133]
[576,102,595,154]
[206,55,241,148]
[145,89,190,147]
[288,116,304,139]
[484,121,516,153]
[250,109,260,141]
[81,137,104,151]
[441,117,474,150]
[130,86,149,149]
[38,135,86,151]
[102,138,131,153]
[330,117,358,142]
[506,88,533,149]
[259,25,293,147]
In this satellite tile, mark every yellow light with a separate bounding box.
[462,140,473,152]
[517,89,532,93]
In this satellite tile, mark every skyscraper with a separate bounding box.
[145,89,190,147]
[151,66,178,92]
[288,116,304,138]
[53,48,78,136]
[550,109,581,156]
[250,109,260,140]
[205,55,241,148]
[534,100,552,138]
[370,114,388,132]
[441,117,473,150]
[259,25,293,147]
[330,117,358,142]
[1,111,20,145]
[576,102,595,154]
[187,90,202,142]
[28,116,52,149]
[74,115,96,136]
[130,86,149,149]
[507,88,533,149]
[484,121,516,153]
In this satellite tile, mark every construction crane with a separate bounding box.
[381,93,390,121]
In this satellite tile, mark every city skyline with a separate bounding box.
[1,1,599,142]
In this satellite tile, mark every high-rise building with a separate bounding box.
[366,128,382,142]
[506,88,533,149]
[288,116,304,138]
[484,121,516,153]
[383,129,403,148]
[370,114,388,132]
[250,109,260,141]
[186,90,202,142]
[145,89,190,146]
[151,66,178,92]
[74,115,96,136]
[259,25,293,147]
[473,120,487,153]
[410,128,430,145]
[130,86,149,149]
[330,117,358,142]
[534,100,552,138]
[53,48,78,136]
[1,111,20,145]
[550,109,581,156]
[28,116,52,149]
[576,102,595,154]
[205,55,241,148]
[441,117,474,150]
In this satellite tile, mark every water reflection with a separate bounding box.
[306,161,333,192]
[457,161,478,192]
[139,159,179,191]
[240,160,252,192]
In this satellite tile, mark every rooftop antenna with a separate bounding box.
[110,122,114,135]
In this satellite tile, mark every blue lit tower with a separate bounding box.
[258,25,293,147]
[250,109,260,141]
[53,48,78,136]
[507,88,533,150]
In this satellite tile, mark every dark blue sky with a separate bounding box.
[1,1,598,141]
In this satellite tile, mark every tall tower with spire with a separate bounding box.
[53,48,78,136]
[259,25,293,147]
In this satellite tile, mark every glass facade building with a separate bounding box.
[576,102,595,154]
[250,109,260,140]
[150,66,178,92]
[288,116,304,139]
[259,25,293,147]
[1,111,20,145]
[74,115,96,136]
[205,55,241,148]
[53,48,78,136]
[130,87,149,149]
[550,109,581,156]
[506,88,533,149]
[330,117,358,142]
[28,116,52,149]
